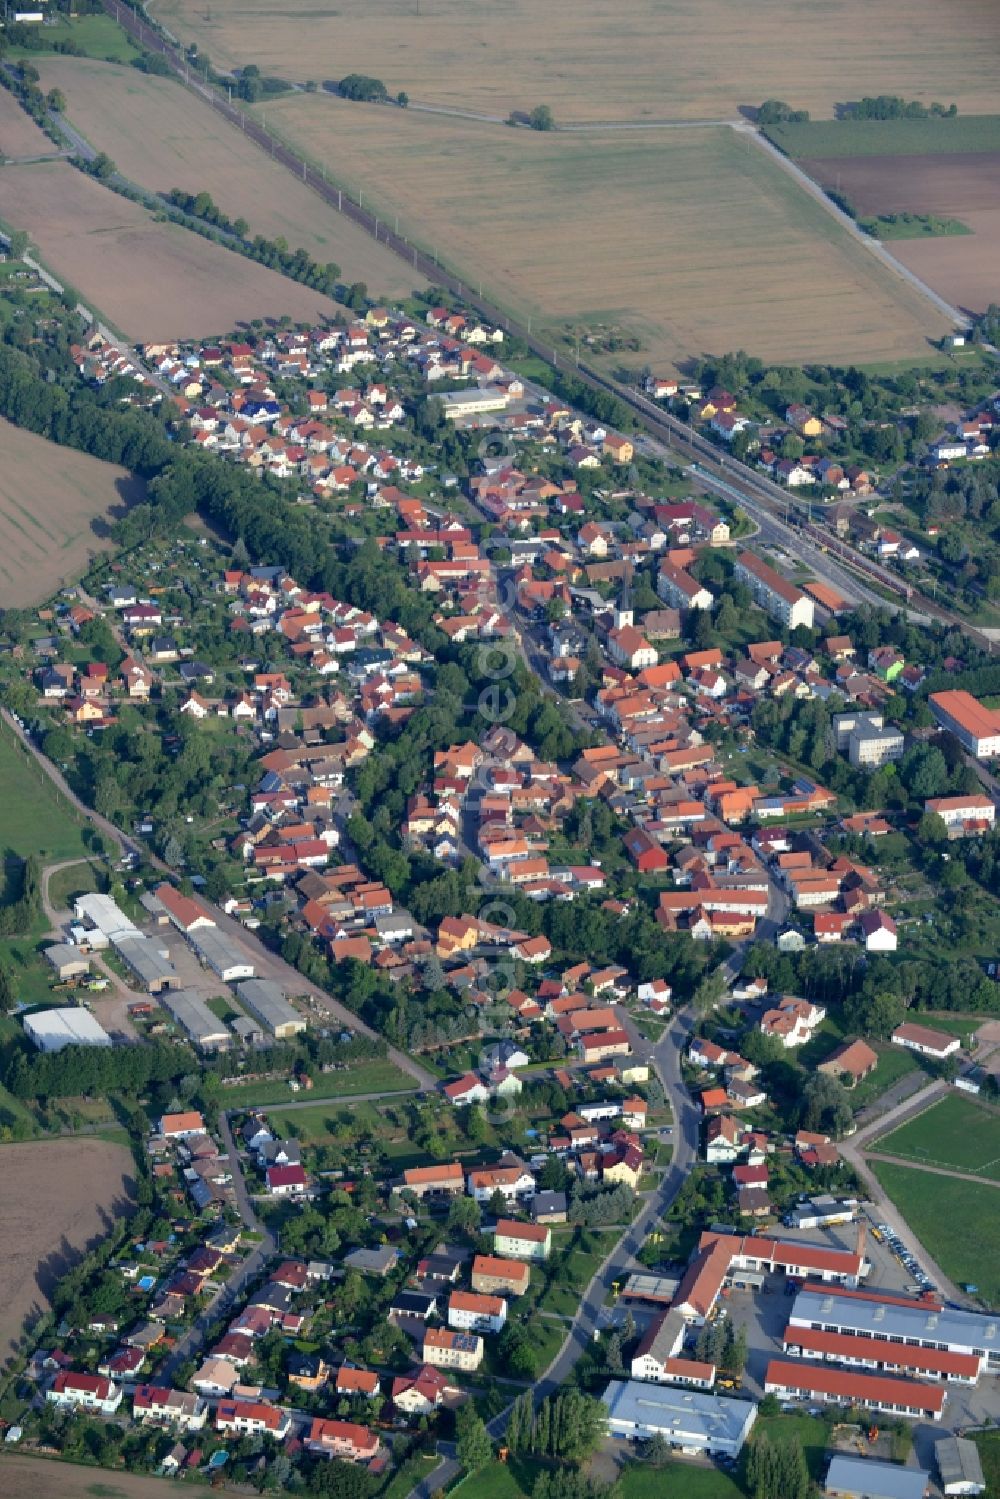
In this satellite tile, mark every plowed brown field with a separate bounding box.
[0,1138,134,1366]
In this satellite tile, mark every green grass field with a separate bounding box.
[618,1461,745,1499]
[0,726,91,863]
[230,1060,415,1113]
[7,14,141,62]
[871,1161,1000,1304]
[454,1456,546,1499]
[45,859,101,912]
[974,1431,1000,1497]
[763,115,1000,158]
[874,1093,1000,1178]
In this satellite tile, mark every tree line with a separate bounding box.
[0,854,40,938]
[164,189,347,300]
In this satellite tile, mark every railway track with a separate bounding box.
[101,0,996,654]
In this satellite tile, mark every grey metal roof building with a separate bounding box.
[601,1379,756,1456]
[236,979,305,1038]
[790,1290,1000,1370]
[160,989,230,1052]
[936,1436,985,1495]
[112,935,179,993]
[188,926,255,982]
[74,893,138,942]
[24,1007,112,1052]
[43,943,91,979]
[824,1455,929,1499]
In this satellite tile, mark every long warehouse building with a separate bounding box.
[764,1360,946,1421]
[781,1323,980,1384]
[788,1289,1000,1375]
[929,690,1000,759]
[236,980,306,1039]
[160,989,230,1052]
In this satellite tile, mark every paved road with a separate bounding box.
[158,1109,276,1383]
[481,1004,700,1440]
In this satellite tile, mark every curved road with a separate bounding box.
[407,1007,700,1499]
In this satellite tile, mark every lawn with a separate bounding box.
[220,1058,415,1109]
[534,1243,611,1318]
[973,1431,1000,1497]
[754,1414,830,1480]
[0,724,91,862]
[870,1160,1000,1304]
[7,13,141,61]
[617,1460,744,1499]
[763,115,1000,159]
[456,1457,546,1499]
[874,1093,1000,1178]
[46,859,102,912]
[846,1044,920,1111]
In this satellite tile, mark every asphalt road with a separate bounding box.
[158,1109,276,1383]
[483,1004,701,1438]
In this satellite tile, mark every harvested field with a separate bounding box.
[0,1138,134,1366]
[262,100,950,368]
[0,88,58,159]
[0,418,144,605]
[0,1455,181,1499]
[2,160,343,341]
[801,152,1000,316]
[34,58,423,299]
[892,221,1000,316]
[147,0,1000,123]
[801,152,1000,218]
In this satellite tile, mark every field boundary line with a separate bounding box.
[865,1151,1000,1188]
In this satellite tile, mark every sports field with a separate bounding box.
[260,100,949,368]
[1,160,343,341]
[34,57,423,298]
[874,1093,1000,1179]
[0,419,144,607]
[871,1161,1000,1305]
[147,0,1000,123]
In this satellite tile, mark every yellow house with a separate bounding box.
[604,434,634,464]
[602,1150,642,1190]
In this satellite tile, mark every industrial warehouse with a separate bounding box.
[601,1379,757,1456]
